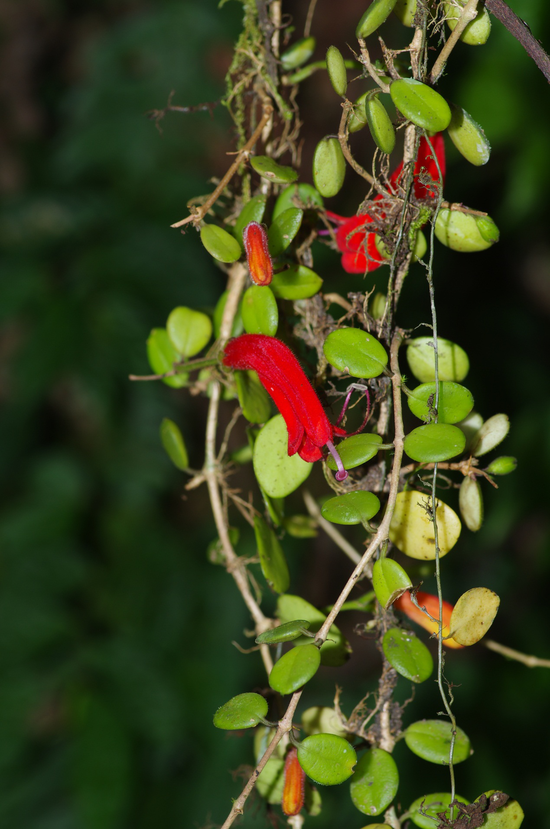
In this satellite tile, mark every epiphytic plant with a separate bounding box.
[134,1,550,826]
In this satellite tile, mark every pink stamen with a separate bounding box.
[326,440,348,482]
[336,384,372,435]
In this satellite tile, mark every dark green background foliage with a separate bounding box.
[1,0,549,827]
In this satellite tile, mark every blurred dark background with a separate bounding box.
[1,0,549,827]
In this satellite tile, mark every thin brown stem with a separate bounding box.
[357,38,391,93]
[430,0,479,84]
[485,0,550,84]
[483,639,550,668]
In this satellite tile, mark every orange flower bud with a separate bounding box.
[394,590,463,649]
[243,221,273,286]
[281,747,305,816]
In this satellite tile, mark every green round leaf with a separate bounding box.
[277,593,351,667]
[256,620,311,645]
[269,644,321,694]
[458,476,483,532]
[270,264,323,299]
[444,0,491,44]
[301,707,347,737]
[254,513,290,594]
[404,720,471,764]
[213,692,268,730]
[213,290,244,339]
[166,307,212,358]
[350,747,399,816]
[407,382,474,424]
[160,418,189,470]
[435,208,499,252]
[372,558,412,608]
[200,223,242,263]
[281,36,316,70]
[348,92,370,132]
[297,734,357,785]
[450,587,500,646]
[326,45,347,96]
[389,490,461,560]
[146,328,187,388]
[365,94,396,154]
[268,208,304,257]
[313,137,346,198]
[356,0,398,38]
[382,628,434,683]
[486,456,517,476]
[324,328,388,378]
[235,370,272,424]
[321,491,381,525]
[447,104,491,166]
[253,415,313,498]
[470,413,510,457]
[326,433,383,471]
[409,793,469,829]
[283,514,318,538]
[390,79,451,132]
[250,155,298,185]
[393,0,417,26]
[233,195,267,249]
[404,423,466,462]
[272,183,324,220]
[241,285,278,336]
[475,791,524,828]
[406,337,469,383]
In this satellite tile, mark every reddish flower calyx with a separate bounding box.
[328,133,446,274]
[222,334,347,476]
[394,589,463,649]
[282,747,305,816]
[243,221,273,286]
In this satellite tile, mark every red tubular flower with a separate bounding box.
[243,221,273,286]
[223,334,347,478]
[281,747,306,817]
[328,133,446,274]
[394,589,463,649]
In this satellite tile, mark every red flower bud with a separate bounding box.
[282,747,305,817]
[243,222,273,286]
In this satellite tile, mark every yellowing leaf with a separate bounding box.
[450,587,500,646]
[389,490,461,560]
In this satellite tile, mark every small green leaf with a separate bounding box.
[235,370,272,424]
[213,290,244,338]
[356,0,398,38]
[283,515,318,538]
[350,747,399,815]
[409,793,470,829]
[281,36,316,70]
[390,79,451,131]
[160,418,189,470]
[326,433,383,471]
[372,558,412,608]
[250,156,298,184]
[459,476,483,531]
[404,720,471,764]
[321,491,381,525]
[475,791,524,828]
[146,328,187,388]
[253,415,313,498]
[313,136,346,198]
[444,0,491,44]
[476,215,500,244]
[268,208,304,256]
[447,103,491,166]
[406,337,469,383]
[269,644,321,694]
[277,594,351,667]
[326,45,347,96]
[260,487,285,527]
[407,382,474,424]
[470,413,510,457]
[404,423,466,463]
[301,707,348,737]
[256,757,285,803]
[348,92,369,133]
[393,0,418,26]
[256,620,311,645]
[272,183,324,220]
[241,285,278,336]
[200,223,242,263]
[270,264,323,299]
[254,514,290,594]
[324,328,388,378]
[213,692,268,730]
[485,456,517,476]
[166,307,212,358]
[435,208,499,252]
[450,587,500,646]
[365,94,396,154]
[233,195,267,248]
[382,628,434,683]
[297,734,357,785]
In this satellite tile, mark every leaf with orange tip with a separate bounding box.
[393,590,464,649]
